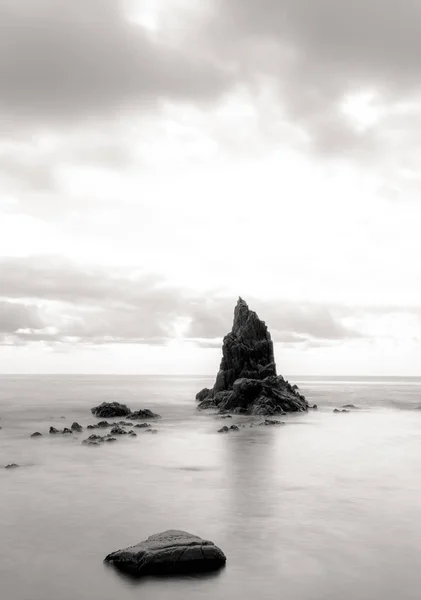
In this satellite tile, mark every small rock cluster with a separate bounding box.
[90,402,160,420]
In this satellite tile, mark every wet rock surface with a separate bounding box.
[197,298,308,416]
[104,530,226,576]
[30,432,43,437]
[129,409,161,420]
[218,424,240,433]
[91,402,131,418]
[91,403,161,420]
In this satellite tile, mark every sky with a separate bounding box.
[1,0,421,375]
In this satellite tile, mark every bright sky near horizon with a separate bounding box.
[1,0,421,375]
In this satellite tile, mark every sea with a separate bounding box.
[2,374,421,600]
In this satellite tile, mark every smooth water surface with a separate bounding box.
[2,375,421,600]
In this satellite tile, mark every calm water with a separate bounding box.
[2,375,421,600]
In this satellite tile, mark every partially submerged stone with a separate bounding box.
[31,432,43,438]
[71,422,83,432]
[104,530,226,576]
[197,298,308,416]
[5,463,19,469]
[129,409,161,420]
[91,402,131,418]
[217,424,239,433]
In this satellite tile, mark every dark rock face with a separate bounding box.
[129,409,161,420]
[83,434,106,445]
[110,425,128,436]
[91,402,131,418]
[104,530,226,576]
[218,424,239,433]
[71,422,83,432]
[196,388,211,402]
[197,298,308,416]
[91,403,161,420]
[87,420,113,430]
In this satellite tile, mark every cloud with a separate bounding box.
[186,297,364,344]
[0,256,370,347]
[0,300,44,333]
[197,0,421,160]
[0,0,230,129]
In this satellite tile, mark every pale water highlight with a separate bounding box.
[1,375,421,600]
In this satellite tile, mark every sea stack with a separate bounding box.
[196,297,308,415]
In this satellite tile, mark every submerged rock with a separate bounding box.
[129,409,161,420]
[197,298,308,416]
[71,422,83,432]
[342,404,359,409]
[91,402,131,418]
[82,434,109,446]
[218,424,239,433]
[5,463,20,469]
[134,423,151,429]
[110,425,128,436]
[87,420,113,430]
[104,530,226,576]
[31,432,43,438]
[259,419,285,426]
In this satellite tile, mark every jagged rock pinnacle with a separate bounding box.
[196,298,308,415]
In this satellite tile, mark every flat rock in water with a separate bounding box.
[87,421,113,430]
[91,402,131,418]
[104,530,226,576]
[129,409,161,420]
[196,298,308,416]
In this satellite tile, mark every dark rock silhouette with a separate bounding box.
[110,425,128,436]
[71,422,83,432]
[87,420,113,429]
[104,530,226,576]
[196,388,211,402]
[218,424,240,433]
[129,409,160,420]
[197,298,308,415]
[91,403,161,420]
[91,402,131,418]
[31,432,43,437]
[5,463,20,469]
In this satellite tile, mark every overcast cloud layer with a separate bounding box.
[1,0,421,374]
